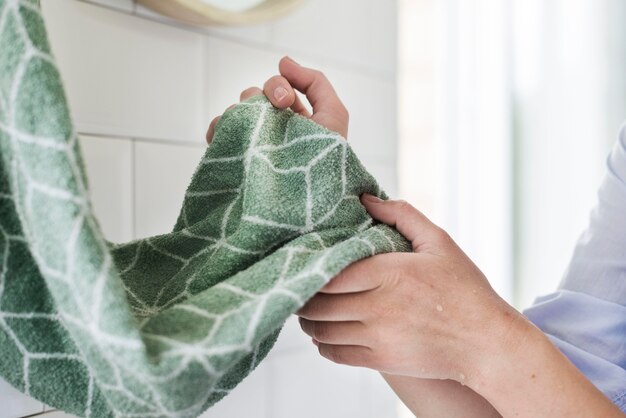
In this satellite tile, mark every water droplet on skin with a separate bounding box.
[436,304,443,312]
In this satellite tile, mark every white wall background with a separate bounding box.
[399,0,514,302]
[512,0,626,308]
[0,0,401,417]
[399,0,626,311]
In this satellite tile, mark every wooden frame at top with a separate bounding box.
[137,0,304,26]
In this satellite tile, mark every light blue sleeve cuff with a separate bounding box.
[524,290,626,411]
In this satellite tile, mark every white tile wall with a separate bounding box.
[268,315,311,355]
[203,37,282,118]
[367,161,399,197]
[207,23,272,47]
[43,0,205,143]
[0,378,44,417]
[133,141,206,238]
[80,135,134,243]
[4,0,400,416]
[272,0,397,77]
[320,67,397,167]
[267,348,370,418]
[199,362,270,418]
[361,370,402,418]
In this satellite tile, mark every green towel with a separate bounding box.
[0,1,410,417]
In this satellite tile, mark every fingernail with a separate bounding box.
[274,86,288,102]
[361,193,382,203]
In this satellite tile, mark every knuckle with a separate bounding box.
[270,74,285,84]
[312,322,330,341]
[297,304,311,318]
[432,226,452,244]
[299,297,321,319]
[312,69,327,81]
[307,298,321,315]
[322,346,345,364]
[298,318,311,335]
[370,352,390,371]
[298,306,312,319]
[372,301,397,319]
[240,86,259,98]
[263,75,281,89]
[394,199,414,212]
[390,264,409,288]
[369,328,386,350]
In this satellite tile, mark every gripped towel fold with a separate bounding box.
[0,1,411,417]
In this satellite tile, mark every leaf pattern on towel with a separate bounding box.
[0,1,410,417]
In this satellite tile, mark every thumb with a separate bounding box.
[360,194,449,253]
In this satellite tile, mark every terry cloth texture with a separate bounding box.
[0,0,411,417]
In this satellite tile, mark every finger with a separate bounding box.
[290,93,312,118]
[360,194,448,253]
[205,115,220,144]
[279,56,349,138]
[297,292,370,321]
[317,343,376,368]
[263,75,296,109]
[278,56,343,114]
[205,104,236,144]
[299,318,369,346]
[240,86,263,102]
[319,254,391,294]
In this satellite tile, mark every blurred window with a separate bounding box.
[398,0,626,308]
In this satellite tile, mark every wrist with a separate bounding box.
[465,302,538,392]
[463,307,623,417]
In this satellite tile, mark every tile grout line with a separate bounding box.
[77,0,396,81]
[77,131,206,149]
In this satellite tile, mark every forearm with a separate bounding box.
[383,316,624,418]
[470,314,624,417]
[383,373,501,418]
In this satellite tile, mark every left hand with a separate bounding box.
[297,194,526,385]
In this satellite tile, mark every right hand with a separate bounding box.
[206,56,349,143]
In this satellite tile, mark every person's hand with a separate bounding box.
[205,56,349,144]
[201,56,626,418]
[297,195,526,385]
